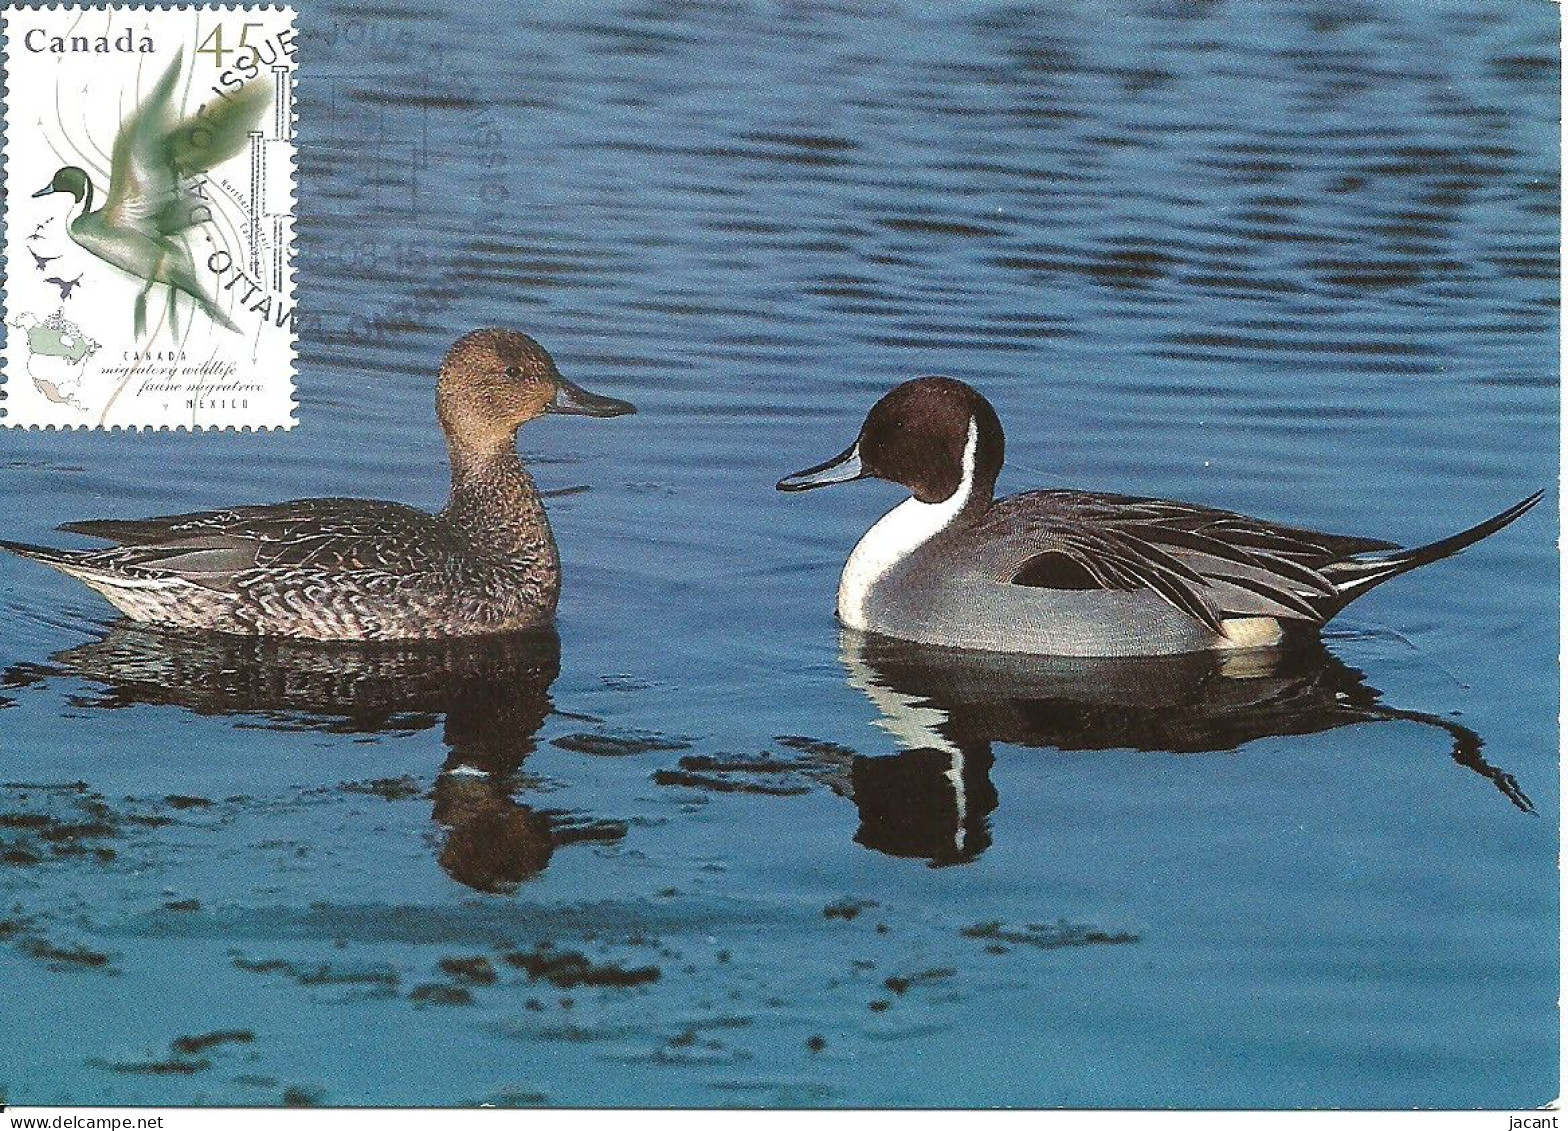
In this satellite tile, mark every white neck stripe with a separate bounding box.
[837,418,978,631]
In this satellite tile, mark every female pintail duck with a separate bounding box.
[1,330,634,641]
[778,377,1541,658]
[33,51,270,337]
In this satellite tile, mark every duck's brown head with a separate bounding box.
[436,330,635,467]
[777,376,1005,505]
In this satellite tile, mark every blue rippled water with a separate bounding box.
[0,0,1557,1108]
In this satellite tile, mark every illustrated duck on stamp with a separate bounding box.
[43,274,83,302]
[1,330,635,640]
[778,376,1542,657]
[31,51,271,337]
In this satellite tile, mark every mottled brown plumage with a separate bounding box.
[1,330,635,640]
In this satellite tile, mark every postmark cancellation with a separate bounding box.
[2,4,297,429]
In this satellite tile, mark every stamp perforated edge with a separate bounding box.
[0,3,298,431]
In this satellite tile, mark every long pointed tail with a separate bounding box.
[192,288,243,334]
[167,270,242,335]
[0,539,83,570]
[1324,490,1545,606]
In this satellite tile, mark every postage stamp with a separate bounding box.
[1,4,296,429]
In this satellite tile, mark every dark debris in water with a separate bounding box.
[551,731,693,757]
[21,936,111,969]
[649,1040,750,1066]
[439,955,498,984]
[38,821,116,842]
[961,919,1141,950]
[172,1029,255,1056]
[823,898,878,921]
[52,844,116,863]
[338,776,425,801]
[774,735,857,759]
[98,1028,255,1076]
[501,944,660,989]
[0,783,183,871]
[648,1025,750,1066]
[476,1088,549,1108]
[651,767,810,796]
[0,813,56,830]
[883,968,955,996]
[95,1056,210,1076]
[409,982,474,1006]
[233,954,400,989]
[0,661,59,690]
[650,747,822,796]
[678,752,799,775]
[548,815,630,847]
[295,963,400,989]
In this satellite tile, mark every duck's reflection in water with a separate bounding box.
[836,630,1532,867]
[24,622,625,892]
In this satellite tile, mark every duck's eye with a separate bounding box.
[503,366,523,380]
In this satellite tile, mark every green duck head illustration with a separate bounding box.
[33,166,93,204]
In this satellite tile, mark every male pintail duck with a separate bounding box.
[33,51,270,337]
[778,377,1542,657]
[2,330,634,640]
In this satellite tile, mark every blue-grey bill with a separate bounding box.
[31,185,53,197]
[547,377,636,417]
[777,443,865,491]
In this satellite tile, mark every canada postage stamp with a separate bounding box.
[1,4,296,429]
